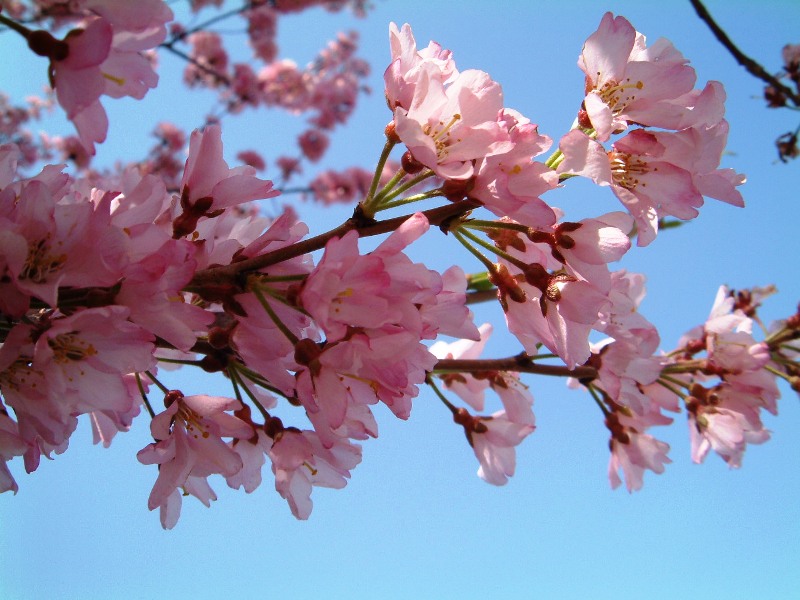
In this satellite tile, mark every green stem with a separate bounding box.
[586,384,611,417]
[544,149,564,170]
[426,375,458,415]
[250,282,299,345]
[136,373,156,419]
[228,366,271,420]
[377,187,444,212]
[656,376,689,399]
[233,361,290,400]
[144,370,170,395]
[456,226,526,269]
[464,219,530,233]
[362,167,405,217]
[374,170,436,208]
[765,364,794,384]
[363,138,397,206]
[453,230,496,272]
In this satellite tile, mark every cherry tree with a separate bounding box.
[0,0,798,531]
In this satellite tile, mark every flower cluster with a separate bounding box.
[17,0,172,154]
[557,12,744,245]
[0,0,370,173]
[0,10,797,529]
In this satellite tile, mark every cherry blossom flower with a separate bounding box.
[0,410,26,494]
[385,22,457,112]
[687,384,771,468]
[470,108,558,228]
[137,392,253,528]
[608,427,671,492]
[558,122,744,245]
[46,3,172,153]
[172,124,279,238]
[454,408,535,486]
[393,67,509,180]
[578,12,724,141]
[269,427,361,519]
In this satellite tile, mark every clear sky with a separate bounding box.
[1,1,799,598]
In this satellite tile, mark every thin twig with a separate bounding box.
[689,0,800,106]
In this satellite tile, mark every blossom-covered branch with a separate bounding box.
[0,3,797,529]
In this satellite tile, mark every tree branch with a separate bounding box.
[434,355,597,380]
[189,200,479,289]
[689,0,800,106]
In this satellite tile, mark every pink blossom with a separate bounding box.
[236,150,266,171]
[527,212,633,293]
[470,108,558,228]
[173,124,279,238]
[246,5,278,63]
[0,178,128,311]
[184,31,228,88]
[393,67,509,180]
[0,411,27,493]
[455,408,535,486]
[33,307,156,415]
[115,237,212,352]
[301,212,451,343]
[50,17,113,152]
[309,167,372,204]
[558,123,744,245]
[137,393,253,528]
[297,129,330,162]
[258,60,309,111]
[0,324,71,451]
[589,330,667,416]
[578,12,723,141]
[48,4,171,154]
[608,428,671,492]
[504,267,609,369]
[597,270,656,341]
[269,428,361,519]
[385,22,457,112]
[688,395,770,468]
[430,324,494,411]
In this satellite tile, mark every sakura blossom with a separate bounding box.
[578,12,724,142]
[0,6,797,534]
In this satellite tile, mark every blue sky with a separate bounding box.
[1,1,799,598]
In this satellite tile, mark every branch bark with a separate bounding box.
[689,0,800,106]
[189,200,479,289]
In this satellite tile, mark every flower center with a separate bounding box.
[597,78,644,115]
[21,236,66,284]
[48,333,97,363]
[177,404,210,439]
[608,151,650,190]
[422,113,462,160]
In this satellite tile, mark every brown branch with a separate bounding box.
[689,0,800,106]
[160,44,232,86]
[189,200,479,289]
[434,355,597,380]
[164,2,256,45]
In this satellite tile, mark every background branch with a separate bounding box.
[689,0,800,106]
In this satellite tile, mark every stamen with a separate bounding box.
[597,79,644,114]
[21,237,66,283]
[608,151,651,190]
[422,113,463,160]
[48,333,97,363]
[103,72,125,86]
